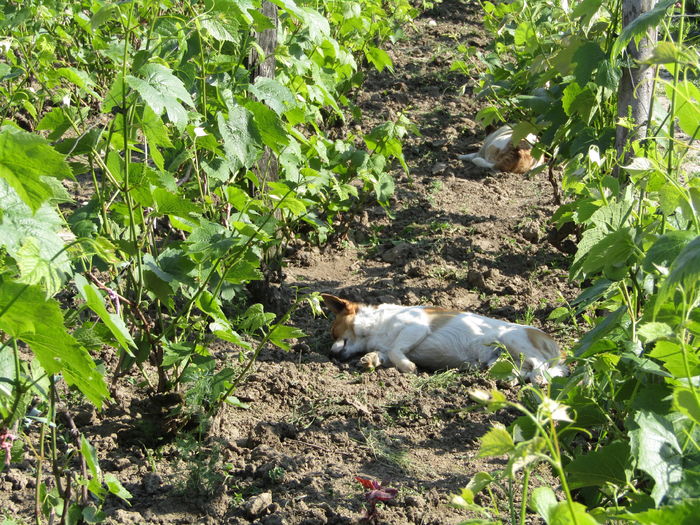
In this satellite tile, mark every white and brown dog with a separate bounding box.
[321,294,567,383]
[458,125,543,174]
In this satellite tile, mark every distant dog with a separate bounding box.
[459,125,543,174]
[321,294,567,383]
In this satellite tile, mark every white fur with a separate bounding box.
[323,295,567,383]
[458,125,542,172]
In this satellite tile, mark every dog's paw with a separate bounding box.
[360,352,383,369]
[396,360,417,374]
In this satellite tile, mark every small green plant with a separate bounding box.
[412,369,461,391]
[361,427,411,471]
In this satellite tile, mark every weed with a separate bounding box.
[515,306,536,326]
[360,427,411,471]
[412,369,461,391]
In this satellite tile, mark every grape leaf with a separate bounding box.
[629,411,682,505]
[0,179,72,292]
[0,279,109,407]
[126,64,194,131]
[0,126,73,211]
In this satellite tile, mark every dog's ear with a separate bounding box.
[321,294,351,315]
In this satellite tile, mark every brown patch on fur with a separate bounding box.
[525,327,559,359]
[321,294,360,339]
[494,148,539,174]
[331,313,356,340]
[424,308,462,331]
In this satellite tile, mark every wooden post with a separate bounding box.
[615,0,657,165]
[248,2,286,313]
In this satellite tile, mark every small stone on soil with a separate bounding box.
[245,491,273,518]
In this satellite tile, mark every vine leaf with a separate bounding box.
[564,441,631,489]
[0,279,109,407]
[74,274,137,356]
[126,64,194,131]
[611,0,675,58]
[0,126,73,211]
[655,235,700,315]
[629,410,682,505]
[218,107,262,172]
[0,179,72,295]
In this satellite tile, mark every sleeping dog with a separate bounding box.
[458,125,543,174]
[322,294,567,383]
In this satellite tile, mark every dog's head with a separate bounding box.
[321,293,367,359]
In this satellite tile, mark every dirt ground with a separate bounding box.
[2,1,581,524]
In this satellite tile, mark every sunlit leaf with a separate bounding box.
[0,279,109,407]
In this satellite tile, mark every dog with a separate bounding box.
[458,125,543,174]
[321,294,567,383]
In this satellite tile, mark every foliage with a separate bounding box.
[452,0,700,522]
[0,0,418,521]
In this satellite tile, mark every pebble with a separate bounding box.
[245,492,273,518]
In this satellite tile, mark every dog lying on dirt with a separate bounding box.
[458,125,543,174]
[321,294,567,383]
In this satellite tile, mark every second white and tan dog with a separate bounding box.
[458,125,543,174]
[322,294,567,383]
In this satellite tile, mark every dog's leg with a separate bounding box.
[360,352,384,369]
[384,326,429,373]
[467,156,496,169]
[457,152,478,160]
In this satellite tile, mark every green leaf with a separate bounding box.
[82,506,107,524]
[612,0,675,58]
[210,323,253,350]
[581,228,635,279]
[618,499,700,525]
[104,473,132,502]
[152,188,202,217]
[218,107,262,171]
[90,4,120,31]
[248,77,297,115]
[643,231,696,273]
[139,105,174,171]
[74,274,136,355]
[575,305,627,357]
[80,435,101,480]
[0,126,73,211]
[365,46,393,73]
[564,441,631,489]
[0,179,73,291]
[572,42,605,86]
[161,342,196,368]
[55,67,99,98]
[550,502,599,525]
[0,279,109,407]
[572,0,604,27]
[268,324,305,350]
[37,107,72,140]
[477,424,515,457]
[374,172,395,206]
[225,396,250,409]
[245,100,290,153]
[665,81,700,139]
[637,322,674,343]
[196,291,227,324]
[239,303,275,332]
[126,64,193,131]
[629,411,682,505]
[530,486,557,525]
[655,236,700,314]
[674,388,700,424]
[514,21,536,48]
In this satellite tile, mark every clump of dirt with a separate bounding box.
[2,1,579,524]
